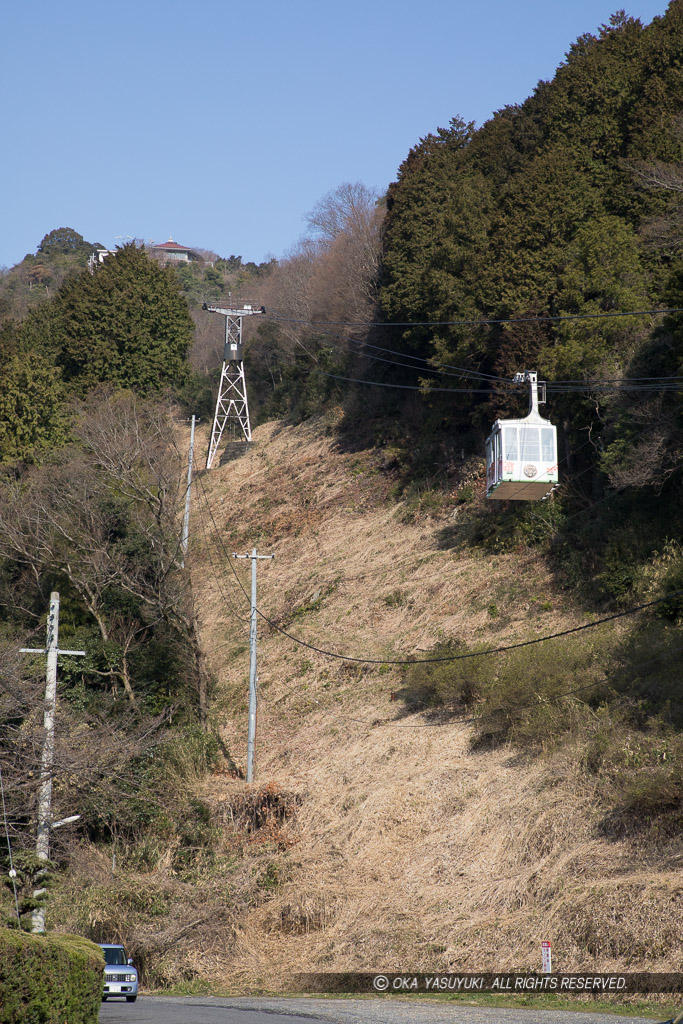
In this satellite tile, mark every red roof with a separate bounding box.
[152,238,195,253]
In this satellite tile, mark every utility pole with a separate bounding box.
[181,414,198,566]
[232,549,274,783]
[203,302,264,469]
[20,592,85,932]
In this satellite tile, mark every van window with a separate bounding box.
[103,948,126,966]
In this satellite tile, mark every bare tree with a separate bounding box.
[2,451,147,703]
[305,181,383,321]
[254,181,384,375]
[306,182,381,243]
[626,115,683,250]
[630,158,683,194]
[0,393,211,722]
[604,395,682,492]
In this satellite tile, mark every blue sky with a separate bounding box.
[1,0,671,269]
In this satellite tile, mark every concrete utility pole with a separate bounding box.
[203,302,264,469]
[20,592,85,932]
[181,414,198,566]
[232,549,274,783]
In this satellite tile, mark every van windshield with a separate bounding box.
[102,948,126,965]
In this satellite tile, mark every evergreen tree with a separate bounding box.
[36,227,96,261]
[0,351,68,464]
[20,243,194,396]
[380,117,474,354]
[0,322,69,464]
[379,3,683,408]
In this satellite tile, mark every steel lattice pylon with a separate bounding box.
[204,303,263,469]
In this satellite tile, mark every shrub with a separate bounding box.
[0,929,103,1024]
[657,555,683,621]
[469,496,564,553]
[607,621,683,727]
[398,641,491,712]
[469,639,610,749]
[400,635,610,748]
[582,713,683,833]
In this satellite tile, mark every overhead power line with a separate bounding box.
[195,474,256,608]
[312,368,493,393]
[302,364,683,397]
[282,323,683,389]
[261,324,683,394]
[356,639,683,730]
[194,481,250,625]
[330,329,508,382]
[264,306,683,392]
[193,433,682,669]
[253,589,683,665]
[346,344,500,383]
[205,501,683,665]
[264,306,683,329]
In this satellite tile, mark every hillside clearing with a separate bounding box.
[180,417,682,990]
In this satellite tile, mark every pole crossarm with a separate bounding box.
[232,553,277,560]
[203,303,266,317]
[203,303,264,468]
[20,648,86,656]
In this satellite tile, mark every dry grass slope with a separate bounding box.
[184,416,683,990]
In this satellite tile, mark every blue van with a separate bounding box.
[99,943,138,1003]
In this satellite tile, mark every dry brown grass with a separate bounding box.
[104,415,683,990]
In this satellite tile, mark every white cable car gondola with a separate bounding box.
[486,371,558,500]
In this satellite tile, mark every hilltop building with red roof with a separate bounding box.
[149,238,200,265]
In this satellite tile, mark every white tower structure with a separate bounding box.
[204,303,263,469]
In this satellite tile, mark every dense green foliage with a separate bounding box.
[18,244,194,396]
[0,929,103,1024]
[0,243,196,466]
[0,344,68,465]
[0,852,56,931]
[353,4,683,606]
[172,253,275,310]
[36,228,100,262]
[381,10,683,401]
[381,8,681,402]
[0,229,101,320]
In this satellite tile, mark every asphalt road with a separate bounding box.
[99,995,661,1024]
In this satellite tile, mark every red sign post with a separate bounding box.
[542,941,552,973]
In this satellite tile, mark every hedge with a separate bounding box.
[0,929,104,1024]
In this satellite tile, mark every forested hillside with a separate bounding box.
[1,2,683,995]
[373,4,683,608]
[251,3,683,610]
